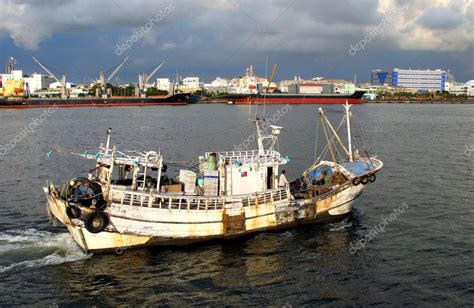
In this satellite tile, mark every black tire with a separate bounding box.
[369,174,376,183]
[361,175,369,185]
[66,205,81,219]
[85,212,109,234]
[352,177,361,186]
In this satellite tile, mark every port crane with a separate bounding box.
[266,63,277,93]
[5,57,16,74]
[137,61,165,97]
[97,56,129,98]
[32,57,68,99]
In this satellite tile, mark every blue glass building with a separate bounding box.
[371,68,446,91]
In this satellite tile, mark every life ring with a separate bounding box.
[369,174,376,183]
[66,205,81,219]
[361,175,369,185]
[146,151,159,164]
[85,212,109,234]
[352,177,361,186]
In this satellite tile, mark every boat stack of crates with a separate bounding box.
[203,170,219,196]
[179,170,197,195]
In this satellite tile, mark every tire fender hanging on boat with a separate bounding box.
[352,177,361,186]
[84,211,109,234]
[361,175,369,185]
[66,205,81,219]
[369,173,376,183]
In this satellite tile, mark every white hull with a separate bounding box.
[42,107,383,254]
[44,181,367,253]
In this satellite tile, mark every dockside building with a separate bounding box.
[371,68,446,91]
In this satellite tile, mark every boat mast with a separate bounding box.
[255,118,265,155]
[344,101,353,161]
[105,128,112,154]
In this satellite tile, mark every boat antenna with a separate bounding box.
[263,55,268,118]
[255,117,265,155]
[105,128,112,153]
[344,100,353,161]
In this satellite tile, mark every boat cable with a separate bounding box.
[314,112,320,160]
[351,117,376,167]
[156,122,247,141]
[316,117,346,162]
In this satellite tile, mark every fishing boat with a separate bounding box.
[43,103,382,253]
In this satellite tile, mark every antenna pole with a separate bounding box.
[344,101,353,161]
[255,119,265,155]
[105,128,112,153]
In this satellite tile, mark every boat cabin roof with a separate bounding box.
[97,148,162,168]
[340,158,382,177]
[205,150,287,167]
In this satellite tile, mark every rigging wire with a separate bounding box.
[316,117,345,162]
[157,123,247,141]
[314,110,320,160]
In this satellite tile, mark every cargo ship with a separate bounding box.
[0,93,198,109]
[226,90,366,105]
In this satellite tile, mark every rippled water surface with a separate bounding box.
[0,104,473,306]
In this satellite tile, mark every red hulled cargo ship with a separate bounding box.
[226,90,366,105]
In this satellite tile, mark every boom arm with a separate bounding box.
[106,56,129,84]
[266,64,277,93]
[32,57,60,83]
[145,61,165,84]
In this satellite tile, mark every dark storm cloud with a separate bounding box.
[0,0,472,81]
[417,6,463,30]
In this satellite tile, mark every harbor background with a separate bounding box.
[0,104,472,305]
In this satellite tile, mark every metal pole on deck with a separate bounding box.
[105,128,112,153]
[344,101,353,161]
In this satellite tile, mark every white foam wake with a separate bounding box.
[328,217,353,231]
[0,228,91,273]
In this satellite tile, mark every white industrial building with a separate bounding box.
[11,70,23,80]
[23,73,44,93]
[372,68,447,91]
[182,77,200,89]
[156,78,171,91]
[447,82,468,96]
[299,83,324,94]
[49,81,76,89]
[466,80,474,96]
[203,77,238,90]
[446,80,474,96]
[211,77,230,88]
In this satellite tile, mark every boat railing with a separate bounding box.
[206,150,281,165]
[112,187,290,210]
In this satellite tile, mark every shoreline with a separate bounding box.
[198,98,474,105]
[368,99,474,104]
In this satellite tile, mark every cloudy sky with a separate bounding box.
[0,0,473,83]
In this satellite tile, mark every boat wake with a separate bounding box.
[328,217,353,231]
[0,228,90,274]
